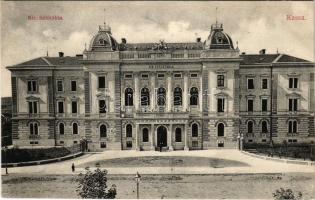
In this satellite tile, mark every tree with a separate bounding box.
[76,168,117,199]
[273,188,302,200]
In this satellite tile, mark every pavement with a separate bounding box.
[2,149,315,175]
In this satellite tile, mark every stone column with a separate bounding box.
[168,124,173,151]
[134,73,139,111]
[184,123,189,150]
[136,123,140,151]
[167,72,172,112]
[150,72,155,111]
[150,124,155,150]
[199,75,203,112]
[183,72,188,111]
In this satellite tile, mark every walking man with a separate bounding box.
[71,163,75,172]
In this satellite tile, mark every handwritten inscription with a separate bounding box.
[28,16,63,20]
[287,15,305,20]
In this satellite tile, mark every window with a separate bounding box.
[190,73,198,78]
[174,87,182,106]
[72,101,77,114]
[57,80,63,92]
[247,78,254,90]
[126,124,132,137]
[27,80,37,92]
[125,88,133,106]
[247,121,253,133]
[289,77,298,89]
[157,73,165,78]
[99,100,106,113]
[30,141,38,145]
[126,141,132,148]
[175,128,182,142]
[289,99,298,111]
[58,101,64,113]
[142,128,149,142]
[140,88,150,106]
[157,87,166,106]
[59,123,65,135]
[71,81,77,92]
[100,142,107,148]
[98,76,106,89]
[192,141,198,147]
[247,99,254,112]
[248,139,253,143]
[217,75,225,87]
[218,123,224,137]
[100,124,107,138]
[124,74,133,79]
[192,123,198,137]
[217,98,225,112]
[74,141,78,144]
[190,87,198,106]
[99,39,104,45]
[261,99,268,112]
[262,121,268,133]
[262,78,268,89]
[288,120,298,133]
[29,122,39,135]
[72,123,78,134]
[28,101,38,114]
[141,74,149,79]
[174,73,182,78]
[262,139,267,142]
[60,141,64,144]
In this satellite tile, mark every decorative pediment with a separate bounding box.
[215,91,230,98]
[25,96,40,101]
[245,94,256,99]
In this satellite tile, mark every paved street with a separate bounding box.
[2,150,314,175]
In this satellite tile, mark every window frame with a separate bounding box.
[175,128,182,142]
[189,87,199,106]
[247,99,254,112]
[217,74,225,88]
[70,80,77,92]
[27,80,38,93]
[247,78,254,90]
[99,99,107,114]
[217,98,225,113]
[288,98,298,112]
[29,122,39,135]
[142,128,149,142]
[98,76,106,89]
[100,124,107,138]
[289,77,299,89]
[71,100,78,114]
[192,123,198,137]
[261,98,268,112]
[126,124,133,138]
[56,80,64,92]
[28,101,38,114]
[57,101,64,114]
[125,88,134,106]
[72,122,79,135]
[59,123,65,135]
[261,78,268,90]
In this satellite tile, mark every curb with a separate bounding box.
[241,151,315,166]
[1,152,84,168]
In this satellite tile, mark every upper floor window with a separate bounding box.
[126,124,132,137]
[71,80,77,92]
[192,123,198,137]
[173,73,182,78]
[247,78,254,90]
[157,87,166,106]
[288,120,298,133]
[289,98,298,111]
[190,73,198,78]
[28,101,38,114]
[217,123,225,137]
[261,78,268,89]
[247,99,254,112]
[100,124,107,138]
[174,87,182,106]
[141,74,149,79]
[217,98,225,113]
[261,121,268,133]
[99,100,106,113]
[289,77,298,89]
[217,75,225,87]
[28,80,37,92]
[261,99,268,112]
[125,88,134,106]
[140,88,150,106]
[57,80,63,92]
[157,73,165,79]
[72,101,77,114]
[29,122,39,135]
[72,123,78,134]
[175,128,182,142]
[98,76,106,89]
[190,87,198,106]
[124,74,133,79]
[57,101,64,114]
[142,128,149,142]
[59,123,65,135]
[247,121,253,133]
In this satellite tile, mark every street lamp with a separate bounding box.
[134,171,141,199]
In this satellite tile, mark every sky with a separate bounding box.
[1,1,314,97]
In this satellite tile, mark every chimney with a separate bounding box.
[58,52,64,57]
[196,37,201,43]
[121,38,127,44]
[76,54,83,59]
[241,52,246,55]
[259,49,266,55]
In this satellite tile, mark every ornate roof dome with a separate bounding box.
[89,23,118,51]
[204,23,234,50]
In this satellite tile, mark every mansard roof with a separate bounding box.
[240,54,312,65]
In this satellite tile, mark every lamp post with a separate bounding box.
[4,146,8,175]
[134,171,141,199]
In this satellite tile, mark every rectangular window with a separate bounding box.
[60,141,64,144]
[72,101,77,114]
[217,75,225,87]
[157,73,165,78]
[289,99,298,111]
[100,142,107,148]
[71,81,77,92]
[289,78,298,89]
[99,100,106,113]
[57,80,63,92]
[261,99,268,112]
[73,141,78,144]
[58,101,64,113]
[126,141,132,148]
[217,98,225,112]
[124,74,133,79]
[262,139,267,143]
[248,139,253,143]
[28,101,38,114]
[174,73,182,78]
[247,99,254,112]
[141,74,149,79]
[98,76,106,89]
[27,80,37,92]
[247,78,254,90]
[190,73,198,78]
[262,78,268,89]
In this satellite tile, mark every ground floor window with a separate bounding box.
[175,128,182,142]
[217,123,224,137]
[192,141,198,147]
[126,141,132,148]
[142,128,149,142]
[262,139,267,143]
[30,141,38,145]
[100,142,107,148]
[218,142,224,147]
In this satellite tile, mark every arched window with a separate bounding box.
[192,123,198,137]
[247,121,253,134]
[126,124,132,137]
[262,121,268,133]
[289,120,298,133]
[157,87,166,106]
[72,123,78,135]
[125,88,133,106]
[142,128,149,142]
[59,123,65,135]
[141,88,150,106]
[100,124,107,138]
[175,128,182,142]
[218,123,224,137]
[29,122,39,135]
[174,87,182,106]
[190,87,198,106]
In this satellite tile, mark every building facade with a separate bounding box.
[7,22,315,151]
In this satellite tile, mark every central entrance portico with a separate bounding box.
[157,126,167,147]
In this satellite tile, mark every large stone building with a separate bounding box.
[6,22,315,151]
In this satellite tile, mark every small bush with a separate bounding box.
[273,188,302,200]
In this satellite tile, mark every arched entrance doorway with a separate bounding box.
[157,126,167,147]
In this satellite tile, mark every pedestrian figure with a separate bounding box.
[72,163,75,172]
